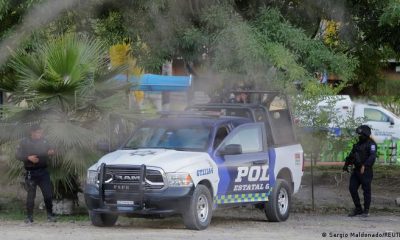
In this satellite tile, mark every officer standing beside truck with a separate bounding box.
[16,124,57,223]
[343,125,377,217]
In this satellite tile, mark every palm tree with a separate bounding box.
[1,34,138,211]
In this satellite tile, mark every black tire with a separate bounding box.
[264,179,291,222]
[89,211,118,227]
[182,185,213,230]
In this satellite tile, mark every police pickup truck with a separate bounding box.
[84,91,303,230]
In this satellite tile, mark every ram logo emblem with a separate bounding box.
[114,175,140,181]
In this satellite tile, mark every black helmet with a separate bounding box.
[356,125,371,137]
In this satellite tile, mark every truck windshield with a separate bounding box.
[123,126,211,151]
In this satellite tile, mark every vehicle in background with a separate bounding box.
[317,95,400,143]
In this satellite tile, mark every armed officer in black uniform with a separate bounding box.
[343,125,377,217]
[16,124,56,223]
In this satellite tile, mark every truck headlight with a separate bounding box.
[166,173,193,187]
[86,170,98,185]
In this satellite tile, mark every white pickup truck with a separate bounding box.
[317,95,400,142]
[84,91,304,230]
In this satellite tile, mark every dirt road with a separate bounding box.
[1,159,400,239]
[1,210,400,240]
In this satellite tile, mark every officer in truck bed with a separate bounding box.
[343,125,377,217]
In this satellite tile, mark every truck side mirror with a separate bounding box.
[218,144,242,155]
[390,118,395,125]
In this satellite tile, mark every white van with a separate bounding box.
[317,95,400,143]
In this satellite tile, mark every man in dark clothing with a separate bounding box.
[16,124,56,223]
[343,125,377,217]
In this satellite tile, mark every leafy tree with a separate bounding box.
[380,0,400,27]
[2,0,399,95]
[91,11,126,47]
[337,0,400,94]
[231,0,400,95]
[190,5,355,96]
[0,0,41,40]
[37,0,354,93]
[371,95,400,117]
[0,0,42,94]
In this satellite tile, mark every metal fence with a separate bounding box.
[319,139,400,165]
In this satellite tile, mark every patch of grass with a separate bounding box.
[0,197,89,222]
[0,210,89,222]
[0,209,26,221]
[0,209,89,222]
[0,197,34,221]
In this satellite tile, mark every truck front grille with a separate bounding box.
[103,166,165,191]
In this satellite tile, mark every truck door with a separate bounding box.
[213,123,271,204]
[363,107,396,142]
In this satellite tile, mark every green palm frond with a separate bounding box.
[10,34,106,111]
[9,51,45,85]
[39,36,102,93]
[0,74,20,92]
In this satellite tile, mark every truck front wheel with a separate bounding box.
[89,211,118,227]
[182,185,212,230]
[264,179,291,222]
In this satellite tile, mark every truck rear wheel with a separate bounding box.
[89,211,118,227]
[182,185,212,230]
[264,179,291,222]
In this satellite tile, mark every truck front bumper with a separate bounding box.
[84,184,194,216]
